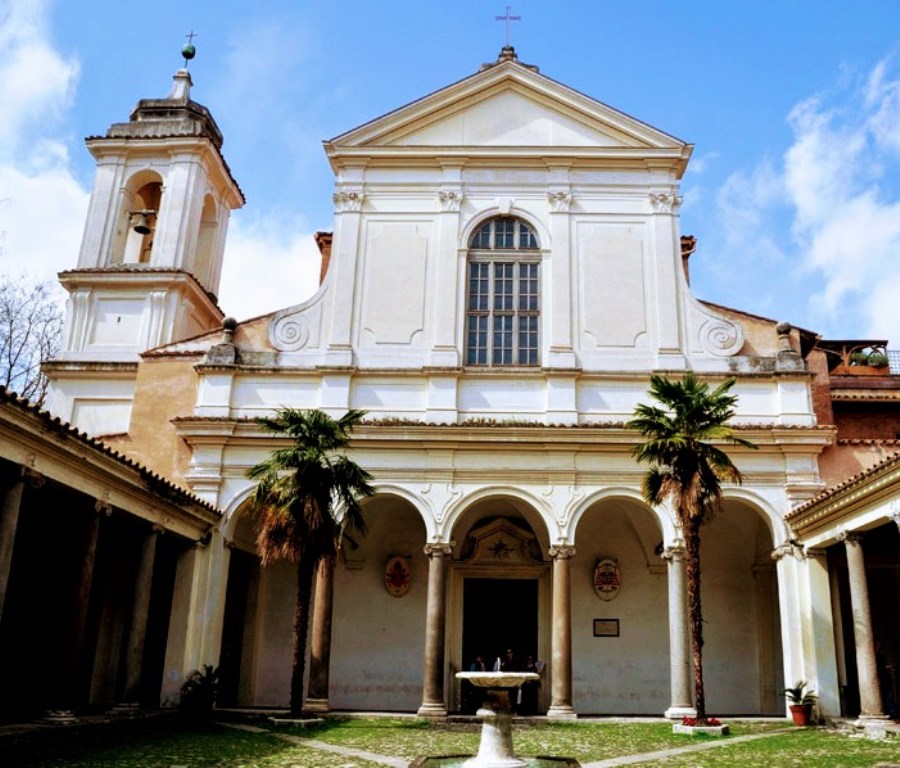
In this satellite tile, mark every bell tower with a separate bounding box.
[45,53,244,435]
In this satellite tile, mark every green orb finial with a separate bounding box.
[182,30,198,67]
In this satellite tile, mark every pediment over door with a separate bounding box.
[460,517,544,565]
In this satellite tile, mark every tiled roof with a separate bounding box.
[788,448,900,518]
[0,385,220,516]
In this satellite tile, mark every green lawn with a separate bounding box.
[2,716,897,767]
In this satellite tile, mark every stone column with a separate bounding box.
[547,545,576,719]
[839,531,888,725]
[305,556,335,713]
[662,544,694,718]
[48,500,103,721]
[0,469,33,623]
[417,542,451,718]
[115,524,161,711]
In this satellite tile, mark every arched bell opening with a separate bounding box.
[447,495,552,714]
[572,495,667,715]
[193,194,219,291]
[115,171,164,266]
[701,498,784,715]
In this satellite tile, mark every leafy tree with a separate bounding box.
[627,373,755,722]
[246,408,373,716]
[0,274,63,405]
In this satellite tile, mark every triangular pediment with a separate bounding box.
[326,60,689,160]
[387,87,630,148]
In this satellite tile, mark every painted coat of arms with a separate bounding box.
[384,556,412,598]
[593,558,620,601]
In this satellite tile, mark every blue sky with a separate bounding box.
[2,0,900,342]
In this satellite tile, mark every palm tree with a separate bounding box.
[627,373,755,722]
[246,408,374,716]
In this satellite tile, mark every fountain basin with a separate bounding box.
[409,671,579,768]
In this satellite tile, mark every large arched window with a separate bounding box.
[466,217,540,366]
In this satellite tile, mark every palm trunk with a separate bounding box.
[684,518,706,721]
[290,554,317,716]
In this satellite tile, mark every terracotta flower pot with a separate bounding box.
[789,703,812,726]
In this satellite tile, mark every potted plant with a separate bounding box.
[867,352,889,368]
[783,680,817,726]
[180,665,219,719]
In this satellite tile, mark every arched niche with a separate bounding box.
[330,492,428,712]
[114,170,164,266]
[571,494,667,714]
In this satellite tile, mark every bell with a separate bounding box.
[132,211,153,235]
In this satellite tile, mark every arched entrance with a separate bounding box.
[447,497,551,713]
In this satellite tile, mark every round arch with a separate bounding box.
[444,485,554,547]
[719,488,787,546]
[567,486,674,544]
[459,206,550,252]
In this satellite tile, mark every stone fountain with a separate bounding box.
[410,671,579,768]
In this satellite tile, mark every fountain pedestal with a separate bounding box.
[410,671,580,768]
[457,672,539,768]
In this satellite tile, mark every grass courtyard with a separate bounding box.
[2,715,898,767]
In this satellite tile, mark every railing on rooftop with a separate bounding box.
[888,350,900,375]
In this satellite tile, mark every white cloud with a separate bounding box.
[0,0,88,282]
[715,159,786,267]
[0,0,80,161]
[783,59,900,340]
[708,55,900,342]
[218,212,321,321]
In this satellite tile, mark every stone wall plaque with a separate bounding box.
[593,619,620,637]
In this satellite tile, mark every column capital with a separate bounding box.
[21,466,45,488]
[890,508,900,532]
[94,497,113,516]
[332,189,364,213]
[771,540,800,561]
[151,523,166,535]
[661,544,686,562]
[838,529,864,545]
[423,542,453,558]
[548,544,576,560]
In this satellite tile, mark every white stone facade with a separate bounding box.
[41,50,846,719]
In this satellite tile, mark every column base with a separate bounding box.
[42,709,78,724]
[855,715,890,740]
[109,702,142,716]
[302,697,331,714]
[546,704,577,720]
[664,705,697,720]
[417,701,448,719]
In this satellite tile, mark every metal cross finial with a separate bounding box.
[185,30,198,45]
[495,5,521,47]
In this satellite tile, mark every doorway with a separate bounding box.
[463,578,538,670]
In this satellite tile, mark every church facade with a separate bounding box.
[1,47,895,723]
